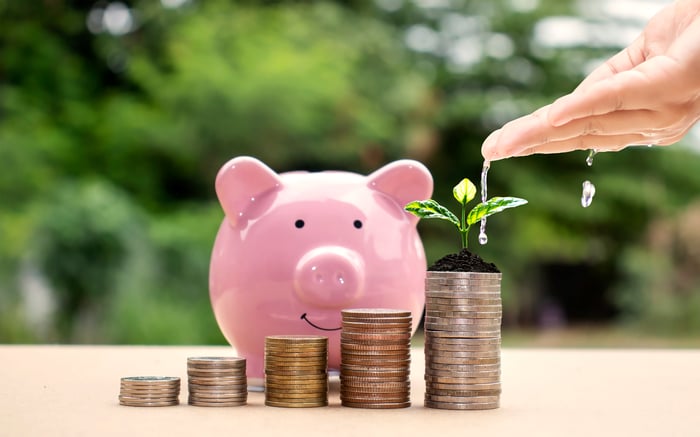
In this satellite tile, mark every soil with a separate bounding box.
[428,248,500,273]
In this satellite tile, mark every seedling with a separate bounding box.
[405,178,527,249]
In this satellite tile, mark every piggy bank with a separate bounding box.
[209,156,433,386]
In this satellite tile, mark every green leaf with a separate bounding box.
[467,197,528,225]
[404,200,460,228]
[452,178,477,205]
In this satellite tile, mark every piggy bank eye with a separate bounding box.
[295,219,305,229]
[353,220,363,229]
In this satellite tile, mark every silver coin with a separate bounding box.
[424,399,499,410]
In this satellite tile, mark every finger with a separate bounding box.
[482,106,665,160]
[574,37,647,92]
[548,55,682,126]
[512,133,657,157]
[502,109,666,151]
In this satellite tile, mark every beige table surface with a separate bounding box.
[2,345,699,436]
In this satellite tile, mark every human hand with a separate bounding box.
[481,0,700,161]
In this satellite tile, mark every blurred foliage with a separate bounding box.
[1,0,699,344]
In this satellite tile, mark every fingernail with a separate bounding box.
[482,129,502,160]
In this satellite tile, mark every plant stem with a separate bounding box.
[461,203,468,249]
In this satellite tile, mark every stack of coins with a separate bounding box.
[339,308,412,409]
[187,357,247,407]
[424,271,502,410]
[264,335,328,408]
[119,376,180,407]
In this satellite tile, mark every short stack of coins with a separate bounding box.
[339,308,412,409]
[424,271,502,410]
[119,376,180,407]
[264,335,328,408]
[187,356,247,407]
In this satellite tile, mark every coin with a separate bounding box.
[119,376,181,407]
[187,357,246,367]
[120,376,180,386]
[186,356,247,408]
[341,309,412,318]
[340,331,412,341]
[341,400,411,409]
[188,376,247,385]
[264,399,329,408]
[424,399,499,410]
[425,329,501,338]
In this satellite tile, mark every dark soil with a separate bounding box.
[429,249,500,273]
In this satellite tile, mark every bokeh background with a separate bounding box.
[2,0,699,346]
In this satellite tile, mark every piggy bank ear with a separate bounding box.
[367,160,434,220]
[215,156,282,227]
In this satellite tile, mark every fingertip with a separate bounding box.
[481,129,503,161]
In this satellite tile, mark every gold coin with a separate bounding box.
[264,400,328,408]
[186,368,245,376]
[187,376,247,385]
[264,349,327,356]
[341,388,410,396]
[265,335,327,342]
[341,309,412,318]
[340,392,410,400]
[340,369,410,378]
[340,373,410,384]
[341,400,410,409]
[264,373,328,382]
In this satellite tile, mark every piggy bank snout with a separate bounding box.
[294,247,365,308]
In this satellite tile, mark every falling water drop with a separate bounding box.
[581,180,596,208]
[479,161,490,245]
[586,149,597,167]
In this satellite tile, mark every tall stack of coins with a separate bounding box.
[264,335,328,408]
[187,357,247,407]
[339,308,412,409]
[424,271,502,410]
[119,376,180,407]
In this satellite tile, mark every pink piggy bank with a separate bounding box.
[209,156,433,386]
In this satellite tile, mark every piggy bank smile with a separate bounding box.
[209,156,433,385]
[300,313,341,332]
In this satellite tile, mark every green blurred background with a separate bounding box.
[2,0,699,346]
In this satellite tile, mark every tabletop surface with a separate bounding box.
[2,345,699,436]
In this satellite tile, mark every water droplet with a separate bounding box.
[479,161,490,245]
[586,149,597,167]
[581,180,596,208]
